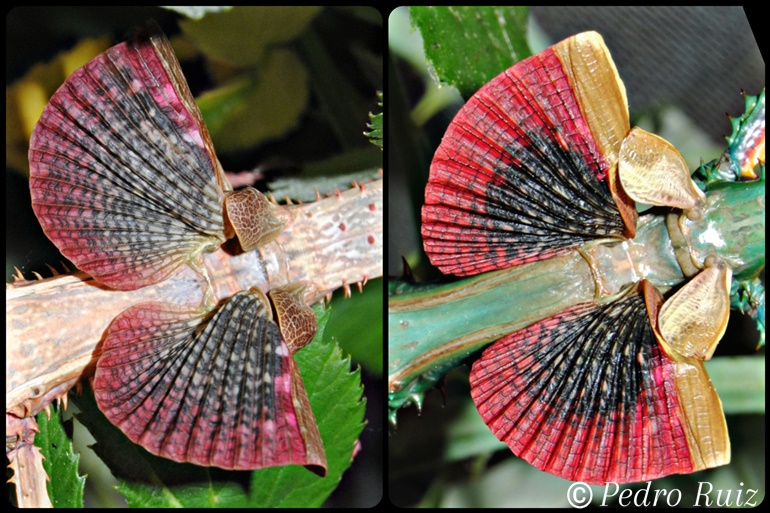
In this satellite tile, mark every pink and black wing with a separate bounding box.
[94,290,326,474]
[423,32,636,276]
[29,29,227,290]
[470,283,729,484]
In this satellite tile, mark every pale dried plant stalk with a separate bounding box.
[6,178,382,421]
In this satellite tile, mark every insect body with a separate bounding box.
[7,179,381,435]
[389,32,764,484]
[14,27,381,476]
[25,27,328,473]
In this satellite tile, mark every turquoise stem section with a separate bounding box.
[389,251,595,405]
[680,177,765,280]
[388,211,682,411]
[389,176,765,415]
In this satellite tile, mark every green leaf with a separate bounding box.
[365,91,383,149]
[269,166,382,203]
[707,356,765,414]
[327,278,383,376]
[443,398,507,462]
[35,406,86,508]
[71,306,365,507]
[179,6,322,67]
[197,49,309,153]
[410,6,530,98]
[246,305,367,507]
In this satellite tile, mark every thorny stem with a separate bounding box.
[6,179,382,421]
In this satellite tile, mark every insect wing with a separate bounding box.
[422,31,634,277]
[618,127,706,211]
[470,284,728,484]
[29,30,227,290]
[269,282,318,353]
[94,290,326,474]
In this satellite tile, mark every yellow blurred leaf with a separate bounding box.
[6,37,111,174]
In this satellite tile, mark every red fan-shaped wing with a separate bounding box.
[423,32,635,276]
[29,29,227,290]
[94,290,326,474]
[470,284,729,483]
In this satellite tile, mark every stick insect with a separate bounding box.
[388,24,764,499]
